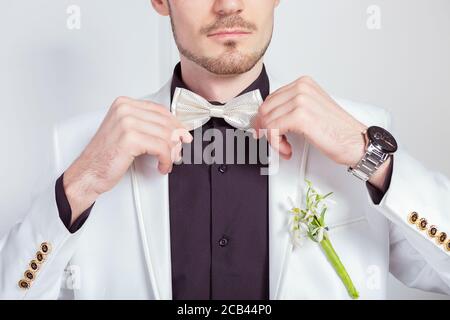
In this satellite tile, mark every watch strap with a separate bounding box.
[348,130,390,181]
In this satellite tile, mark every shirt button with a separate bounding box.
[218,237,229,247]
[218,164,228,173]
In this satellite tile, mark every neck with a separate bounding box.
[179,55,264,103]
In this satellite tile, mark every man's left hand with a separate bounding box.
[254,76,367,167]
[253,75,391,190]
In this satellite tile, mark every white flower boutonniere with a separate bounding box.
[288,179,359,299]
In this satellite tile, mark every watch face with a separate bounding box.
[367,126,398,153]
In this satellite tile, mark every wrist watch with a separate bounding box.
[348,126,398,182]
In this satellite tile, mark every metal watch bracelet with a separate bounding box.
[347,130,390,182]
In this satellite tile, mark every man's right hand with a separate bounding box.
[62,96,193,224]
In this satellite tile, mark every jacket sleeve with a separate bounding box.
[0,125,85,299]
[367,109,450,295]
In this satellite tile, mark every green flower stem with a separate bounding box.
[320,235,359,299]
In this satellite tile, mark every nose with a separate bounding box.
[213,0,244,16]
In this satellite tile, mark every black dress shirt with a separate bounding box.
[55,62,393,299]
[168,63,270,299]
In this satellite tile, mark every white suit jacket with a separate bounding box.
[1,73,449,299]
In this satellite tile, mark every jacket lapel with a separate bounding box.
[267,74,307,299]
[131,80,173,300]
[130,73,308,300]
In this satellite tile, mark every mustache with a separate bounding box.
[200,15,257,35]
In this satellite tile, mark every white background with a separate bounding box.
[0,0,449,299]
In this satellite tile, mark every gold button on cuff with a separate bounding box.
[427,225,438,238]
[19,242,52,289]
[408,211,419,224]
[444,239,450,252]
[36,251,46,263]
[416,218,428,231]
[18,279,30,290]
[29,260,39,271]
[436,232,447,245]
[40,242,51,255]
[24,270,35,281]
[405,213,449,252]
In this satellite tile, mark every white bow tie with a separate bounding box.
[171,87,263,131]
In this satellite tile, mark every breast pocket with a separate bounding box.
[311,191,366,228]
[327,215,367,232]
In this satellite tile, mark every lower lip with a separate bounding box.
[208,32,251,39]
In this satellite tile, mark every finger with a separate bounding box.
[252,115,264,139]
[256,94,303,140]
[264,106,304,158]
[259,88,299,117]
[260,97,299,127]
[278,135,293,159]
[264,93,319,137]
[298,76,332,100]
[266,129,292,159]
[265,80,299,99]
[178,127,194,144]
[260,78,326,118]
[140,108,194,142]
[118,107,193,143]
[264,76,329,111]
[171,141,183,163]
[112,96,135,107]
[118,116,183,150]
[144,136,174,175]
[119,98,191,132]
[128,99,173,117]
[266,108,301,137]
[128,132,174,174]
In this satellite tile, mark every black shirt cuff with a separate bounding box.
[55,173,94,233]
[365,155,394,205]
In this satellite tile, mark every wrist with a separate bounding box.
[349,126,369,169]
[367,155,392,190]
[63,162,100,224]
[348,125,396,188]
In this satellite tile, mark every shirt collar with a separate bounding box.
[170,62,270,105]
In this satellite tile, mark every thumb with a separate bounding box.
[267,130,292,160]
[252,115,264,139]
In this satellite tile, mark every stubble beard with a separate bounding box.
[168,11,272,75]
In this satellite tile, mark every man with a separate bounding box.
[1,0,449,299]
